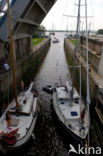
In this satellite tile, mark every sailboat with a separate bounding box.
[52,37,60,43]
[0,0,39,153]
[51,0,89,145]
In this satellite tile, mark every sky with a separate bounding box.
[42,0,103,31]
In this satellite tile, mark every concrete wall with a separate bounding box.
[81,36,103,55]
[0,37,50,104]
[81,45,100,72]
[81,36,103,77]
[64,38,98,106]
[98,45,103,77]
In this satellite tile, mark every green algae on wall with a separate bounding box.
[64,40,87,100]
[64,39,98,106]
[21,43,50,85]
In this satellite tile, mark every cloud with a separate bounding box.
[42,0,103,30]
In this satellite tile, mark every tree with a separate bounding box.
[33,25,46,37]
[97,29,103,35]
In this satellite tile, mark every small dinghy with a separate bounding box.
[42,85,53,94]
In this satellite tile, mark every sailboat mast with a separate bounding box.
[7,0,19,108]
[63,15,69,33]
[79,19,82,115]
[71,0,81,99]
[66,16,68,33]
[85,0,90,150]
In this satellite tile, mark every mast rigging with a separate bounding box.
[7,0,19,112]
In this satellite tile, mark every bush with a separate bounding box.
[97,29,103,34]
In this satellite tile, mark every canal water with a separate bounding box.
[24,32,70,156]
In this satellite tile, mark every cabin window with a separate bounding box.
[59,98,63,104]
[60,101,65,104]
[71,111,78,116]
[59,98,63,101]
[74,98,79,104]
[74,100,79,104]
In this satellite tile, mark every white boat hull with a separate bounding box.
[7,113,38,151]
[0,83,39,153]
[51,81,88,144]
[51,100,86,145]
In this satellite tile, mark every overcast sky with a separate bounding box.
[42,0,103,31]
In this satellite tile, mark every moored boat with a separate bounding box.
[52,37,60,43]
[0,0,40,153]
[0,82,39,153]
[51,80,88,145]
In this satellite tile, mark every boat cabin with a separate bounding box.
[56,86,80,120]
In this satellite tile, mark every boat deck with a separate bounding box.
[56,86,80,120]
[53,82,88,139]
[0,83,38,141]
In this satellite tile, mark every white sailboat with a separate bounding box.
[0,83,39,152]
[0,0,39,153]
[52,80,88,144]
[52,37,60,43]
[51,0,90,145]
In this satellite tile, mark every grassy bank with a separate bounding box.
[33,38,45,46]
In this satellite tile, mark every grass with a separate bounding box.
[32,38,45,46]
[70,39,79,47]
